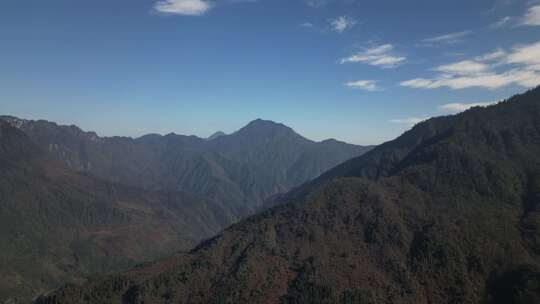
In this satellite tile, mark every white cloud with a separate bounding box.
[490,16,512,28]
[301,22,315,28]
[433,60,490,75]
[344,80,380,91]
[341,44,406,68]
[523,5,540,26]
[390,117,429,125]
[400,78,436,89]
[506,41,540,67]
[155,0,212,15]
[439,102,497,113]
[421,30,472,46]
[475,49,507,62]
[364,44,393,54]
[401,40,540,90]
[401,69,540,90]
[330,16,356,33]
[154,0,256,16]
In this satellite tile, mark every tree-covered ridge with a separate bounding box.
[0,117,371,223]
[35,88,540,303]
[0,117,371,303]
[0,121,230,304]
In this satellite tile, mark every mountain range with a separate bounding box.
[0,117,372,222]
[0,120,231,303]
[0,117,371,303]
[34,87,540,303]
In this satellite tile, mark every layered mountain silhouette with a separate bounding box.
[0,121,232,303]
[0,118,369,303]
[206,131,226,141]
[35,87,540,303]
[0,117,371,222]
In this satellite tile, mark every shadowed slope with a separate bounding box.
[0,122,228,303]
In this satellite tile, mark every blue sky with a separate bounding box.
[1,0,540,145]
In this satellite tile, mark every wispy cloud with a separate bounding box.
[433,60,490,75]
[475,49,507,62]
[522,4,540,26]
[390,102,497,127]
[506,41,540,69]
[329,16,356,33]
[304,0,329,8]
[490,16,512,28]
[155,0,212,15]
[341,44,406,69]
[390,117,429,125]
[420,30,472,46]
[401,70,540,90]
[344,80,380,91]
[154,0,256,16]
[485,0,514,15]
[401,41,540,90]
[301,22,315,28]
[439,102,497,113]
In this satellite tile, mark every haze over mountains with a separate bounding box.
[3,0,540,303]
[0,117,371,303]
[0,120,230,302]
[0,116,371,220]
[34,88,540,303]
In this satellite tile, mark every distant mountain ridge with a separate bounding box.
[0,121,230,304]
[0,116,372,222]
[206,131,226,141]
[0,116,371,303]
[35,87,540,303]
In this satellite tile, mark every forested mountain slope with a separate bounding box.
[0,117,371,221]
[35,87,540,304]
[0,121,228,303]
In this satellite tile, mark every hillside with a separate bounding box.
[0,117,371,222]
[35,87,540,304]
[0,121,229,303]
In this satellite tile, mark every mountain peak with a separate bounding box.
[207,131,226,141]
[0,120,41,160]
[237,119,297,137]
[246,118,286,128]
[0,115,28,129]
[320,138,341,144]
